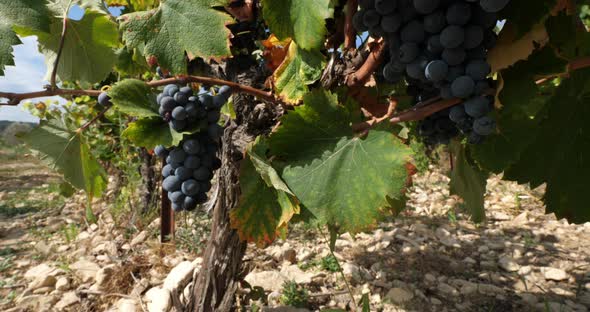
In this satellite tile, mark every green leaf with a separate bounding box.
[21,118,107,198]
[471,47,567,172]
[231,138,300,246]
[108,79,159,118]
[119,0,232,74]
[545,12,590,59]
[0,25,21,75]
[449,141,488,223]
[262,0,333,50]
[48,0,109,15]
[0,0,52,33]
[268,90,413,233]
[122,118,183,149]
[504,68,590,223]
[273,42,325,103]
[501,0,556,37]
[0,0,52,75]
[18,10,119,84]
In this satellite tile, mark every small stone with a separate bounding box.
[511,211,529,226]
[96,264,117,288]
[70,259,100,283]
[117,298,138,312]
[144,287,171,312]
[437,283,458,296]
[163,261,196,293]
[244,271,286,292]
[385,288,414,303]
[77,231,91,241]
[460,283,478,296]
[430,297,442,305]
[518,266,532,276]
[342,263,362,283]
[519,293,538,306]
[24,264,56,280]
[130,231,148,247]
[280,265,314,284]
[296,248,314,262]
[32,286,54,294]
[542,267,568,281]
[477,245,490,253]
[478,283,504,295]
[424,273,436,283]
[15,259,31,268]
[55,291,80,310]
[268,243,297,264]
[55,277,70,291]
[35,241,52,256]
[498,256,520,272]
[28,275,56,291]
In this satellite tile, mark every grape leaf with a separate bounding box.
[0,0,52,75]
[261,0,333,50]
[545,12,590,60]
[105,0,159,11]
[121,118,183,149]
[472,47,567,173]
[108,79,159,118]
[0,25,20,76]
[501,0,556,37]
[488,22,549,73]
[18,10,119,84]
[504,68,590,223]
[231,138,300,246]
[0,0,52,32]
[119,0,232,74]
[268,90,413,233]
[20,118,107,197]
[48,0,109,15]
[449,141,488,223]
[273,42,325,103]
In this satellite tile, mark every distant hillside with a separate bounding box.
[0,120,36,133]
[0,121,36,145]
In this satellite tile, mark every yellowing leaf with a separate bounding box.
[231,138,300,246]
[272,42,324,103]
[262,0,333,50]
[488,22,549,73]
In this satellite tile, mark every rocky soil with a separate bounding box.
[0,154,589,311]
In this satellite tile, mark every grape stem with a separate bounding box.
[50,0,74,90]
[344,0,358,50]
[0,75,282,106]
[148,76,280,104]
[76,105,113,133]
[389,98,462,124]
[345,39,386,87]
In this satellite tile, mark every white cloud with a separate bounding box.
[0,36,66,122]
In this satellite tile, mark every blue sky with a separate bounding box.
[0,5,123,122]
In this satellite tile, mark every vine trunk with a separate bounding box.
[188,56,281,311]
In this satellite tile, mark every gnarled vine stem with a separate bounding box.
[0,75,282,106]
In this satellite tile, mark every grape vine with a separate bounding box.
[0,0,589,309]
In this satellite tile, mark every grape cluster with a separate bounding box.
[156,84,231,133]
[354,0,508,145]
[154,84,231,212]
[155,133,222,212]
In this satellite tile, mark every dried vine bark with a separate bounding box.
[188,56,281,312]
